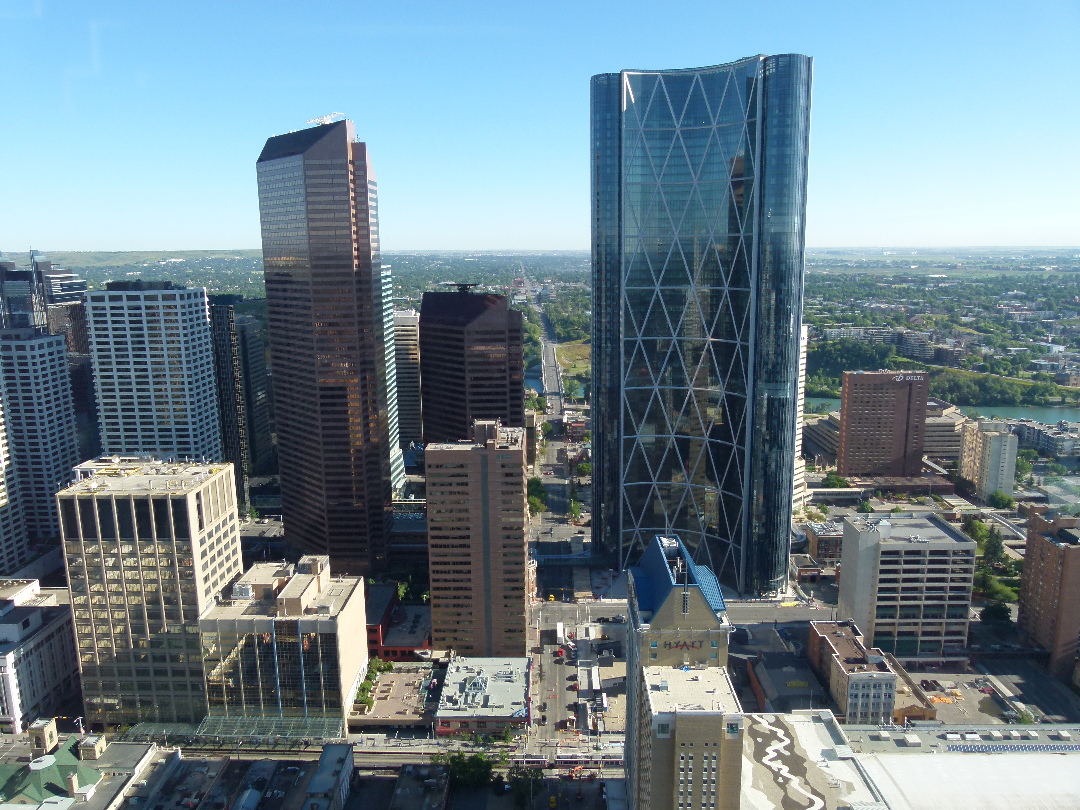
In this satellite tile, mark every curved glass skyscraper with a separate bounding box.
[591,55,812,594]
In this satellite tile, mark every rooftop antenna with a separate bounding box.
[443,282,478,294]
[307,112,345,126]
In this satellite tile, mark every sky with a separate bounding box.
[1,1,1078,252]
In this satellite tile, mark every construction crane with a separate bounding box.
[306,112,345,126]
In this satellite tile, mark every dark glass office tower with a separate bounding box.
[419,288,524,444]
[591,55,812,594]
[209,295,275,506]
[257,120,402,574]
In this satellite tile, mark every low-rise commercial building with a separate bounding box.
[837,514,975,667]
[808,620,896,725]
[364,582,432,661]
[0,579,79,733]
[805,520,844,563]
[1017,512,1080,677]
[199,556,367,731]
[0,719,158,810]
[434,657,530,737]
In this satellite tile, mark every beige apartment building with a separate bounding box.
[959,419,1018,502]
[837,514,975,667]
[59,457,242,727]
[426,420,534,657]
[1017,512,1080,676]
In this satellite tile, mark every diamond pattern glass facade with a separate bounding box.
[591,55,812,594]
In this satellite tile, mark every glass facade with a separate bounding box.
[202,621,343,718]
[257,121,402,572]
[591,55,812,594]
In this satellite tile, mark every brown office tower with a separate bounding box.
[426,420,534,656]
[1017,513,1080,677]
[419,288,524,443]
[838,370,928,477]
[257,120,403,574]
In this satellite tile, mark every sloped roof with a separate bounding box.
[629,534,726,619]
[0,739,101,804]
[257,121,345,163]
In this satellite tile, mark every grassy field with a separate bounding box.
[555,341,590,376]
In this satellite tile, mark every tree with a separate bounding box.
[1014,456,1033,481]
[432,752,494,789]
[856,500,874,514]
[564,378,582,403]
[569,500,582,522]
[528,496,544,516]
[540,421,554,437]
[983,529,1005,565]
[507,766,545,809]
[979,601,1011,624]
[988,490,1015,510]
[576,462,592,477]
[822,472,850,488]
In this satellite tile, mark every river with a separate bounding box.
[805,397,1080,425]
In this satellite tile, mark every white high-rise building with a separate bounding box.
[87,283,222,461]
[0,331,80,543]
[0,397,27,572]
[393,309,422,446]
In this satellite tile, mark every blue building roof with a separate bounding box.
[629,535,727,619]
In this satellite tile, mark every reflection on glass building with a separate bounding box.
[257,119,404,576]
[591,55,812,594]
[199,555,367,732]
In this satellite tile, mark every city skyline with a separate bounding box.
[1,2,1077,251]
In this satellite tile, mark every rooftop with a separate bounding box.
[805,520,843,536]
[203,559,361,621]
[811,621,892,675]
[64,457,230,496]
[629,534,727,620]
[436,658,529,720]
[846,514,976,546]
[641,665,741,715]
[365,583,398,627]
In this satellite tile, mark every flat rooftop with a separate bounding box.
[425,428,524,452]
[203,573,361,621]
[436,658,529,720]
[64,457,230,495]
[847,514,976,546]
[383,606,431,648]
[812,621,892,674]
[641,666,741,715]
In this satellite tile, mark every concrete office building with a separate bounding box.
[591,56,813,593]
[807,620,896,725]
[1017,512,1080,677]
[425,421,533,657]
[0,399,25,573]
[59,458,242,726]
[257,119,404,574]
[419,288,524,444]
[0,254,80,547]
[200,556,367,732]
[959,419,1017,502]
[837,514,975,667]
[393,309,423,446]
[838,371,928,477]
[0,579,80,734]
[87,282,222,462]
[923,398,968,460]
[626,535,739,810]
[632,666,745,810]
[209,296,274,504]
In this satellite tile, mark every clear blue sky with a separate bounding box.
[1,1,1077,251]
